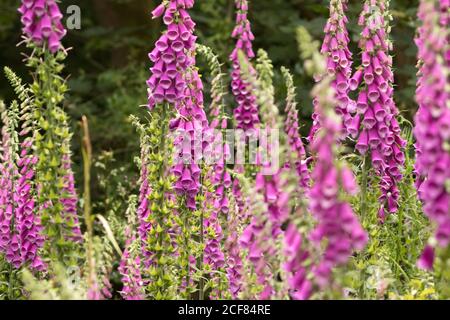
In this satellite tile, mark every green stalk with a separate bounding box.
[360,154,370,220]
[198,175,205,301]
[81,116,96,295]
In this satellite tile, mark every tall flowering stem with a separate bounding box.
[118,196,145,300]
[414,0,450,271]
[281,67,310,189]
[131,112,177,300]
[0,97,44,272]
[298,27,368,296]
[353,0,406,220]
[197,44,231,299]
[230,0,259,131]
[18,0,82,265]
[147,0,213,299]
[237,50,292,299]
[279,66,313,299]
[310,0,355,142]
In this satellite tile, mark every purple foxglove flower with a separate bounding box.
[414,0,450,268]
[230,0,260,131]
[118,227,145,300]
[0,115,45,271]
[18,0,66,53]
[309,0,355,142]
[353,0,406,217]
[60,153,83,242]
[137,148,153,267]
[283,223,312,300]
[283,68,310,189]
[308,60,367,289]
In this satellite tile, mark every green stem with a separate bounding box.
[81,116,96,294]
[360,154,370,220]
[198,176,205,301]
[7,265,14,300]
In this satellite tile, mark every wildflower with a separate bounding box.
[309,91,368,287]
[414,0,450,267]
[282,67,310,189]
[118,227,145,300]
[353,0,406,219]
[60,150,83,242]
[0,105,44,271]
[298,26,368,289]
[310,0,355,142]
[230,0,260,131]
[18,0,66,52]
[147,0,196,109]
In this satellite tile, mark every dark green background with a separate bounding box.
[0,0,419,203]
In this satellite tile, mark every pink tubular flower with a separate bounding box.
[149,1,208,211]
[353,0,406,219]
[240,163,290,299]
[283,223,312,300]
[414,0,450,269]
[309,0,355,142]
[224,204,244,298]
[18,0,66,53]
[283,69,310,189]
[147,0,196,109]
[230,0,260,131]
[309,77,367,288]
[171,66,209,210]
[137,146,152,267]
[60,153,83,242]
[118,227,145,300]
[0,116,44,271]
[204,122,229,298]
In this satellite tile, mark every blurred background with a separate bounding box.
[0,0,419,208]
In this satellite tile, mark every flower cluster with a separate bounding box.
[118,227,145,300]
[60,151,83,242]
[282,67,310,189]
[283,223,312,300]
[414,0,450,270]
[353,0,406,219]
[310,0,355,142]
[0,108,44,271]
[240,168,290,299]
[137,146,153,267]
[147,0,196,109]
[18,0,66,53]
[224,195,244,298]
[306,37,367,285]
[230,0,260,131]
[171,67,208,210]
[309,111,367,287]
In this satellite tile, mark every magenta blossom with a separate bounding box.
[353,0,406,219]
[147,0,196,109]
[61,153,83,242]
[414,0,450,269]
[0,119,44,271]
[283,223,312,300]
[118,227,145,300]
[240,162,290,299]
[310,0,355,142]
[18,0,66,53]
[309,74,367,288]
[230,0,260,131]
